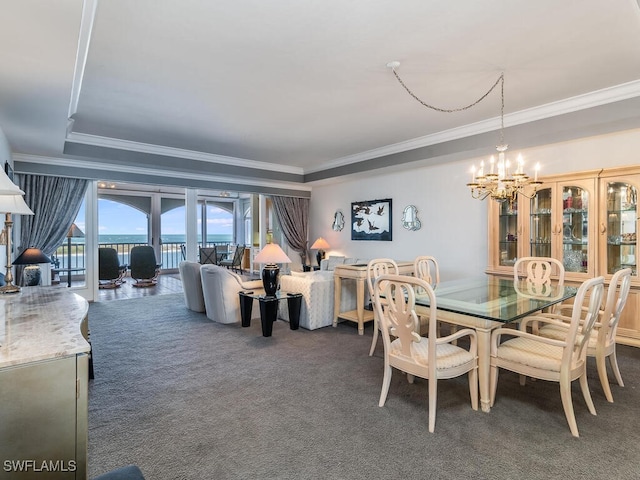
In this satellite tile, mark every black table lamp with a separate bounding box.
[13,247,51,286]
[253,243,292,297]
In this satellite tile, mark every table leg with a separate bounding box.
[239,293,253,328]
[259,298,278,337]
[286,294,302,330]
[476,327,492,413]
[333,275,342,328]
[356,278,365,335]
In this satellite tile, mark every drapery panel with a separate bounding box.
[270,196,309,264]
[17,174,89,256]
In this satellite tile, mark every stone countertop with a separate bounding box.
[0,286,90,368]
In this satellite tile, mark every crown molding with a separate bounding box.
[65,132,305,175]
[12,153,312,191]
[305,79,640,174]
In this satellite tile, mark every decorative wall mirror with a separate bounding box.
[401,205,421,231]
[332,210,345,231]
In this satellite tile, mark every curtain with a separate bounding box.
[17,174,89,256]
[270,196,309,264]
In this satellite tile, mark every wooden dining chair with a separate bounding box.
[538,267,632,402]
[374,274,478,433]
[413,255,440,288]
[489,276,605,437]
[513,256,565,305]
[366,258,398,356]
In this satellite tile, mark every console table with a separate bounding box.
[239,290,303,337]
[0,287,90,479]
[333,261,414,335]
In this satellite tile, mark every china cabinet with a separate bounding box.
[487,166,640,346]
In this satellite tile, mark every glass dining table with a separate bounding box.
[413,275,577,413]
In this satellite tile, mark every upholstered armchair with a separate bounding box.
[199,264,263,324]
[178,261,205,312]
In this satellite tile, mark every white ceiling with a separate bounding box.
[1,0,640,187]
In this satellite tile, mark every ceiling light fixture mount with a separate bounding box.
[387,61,542,204]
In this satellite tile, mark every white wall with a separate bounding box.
[0,127,10,271]
[309,128,640,280]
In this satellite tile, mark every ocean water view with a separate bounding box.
[94,234,233,244]
[58,233,234,270]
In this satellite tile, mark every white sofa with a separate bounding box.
[279,256,364,330]
[199,264,263,324]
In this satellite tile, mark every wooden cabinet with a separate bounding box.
[487,166,640,346]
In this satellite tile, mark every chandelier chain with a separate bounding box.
[391,68,505,115]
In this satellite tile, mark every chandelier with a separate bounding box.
[387,62,542,204]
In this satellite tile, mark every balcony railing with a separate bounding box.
[52,241,230,272]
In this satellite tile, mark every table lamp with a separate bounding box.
[13,247,51,286]
[0,169,35,294]
[253,243,291,297]
[311,237,330,267]
[65,223,85,287]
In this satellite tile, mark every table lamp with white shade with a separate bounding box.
[253,243,291,297]
[311,237,330,267]
[0,169,35,294]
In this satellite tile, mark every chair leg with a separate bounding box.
[560,377,579,437]
[609,349,625,387]
[596,350,614,403]
[519,374,527,386]
[428,377,437,433]
[378,364,392,407]
[579,372,597,416]
[369,316,379,356]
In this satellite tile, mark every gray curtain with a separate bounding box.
[17,174,89,256]
[271,196,309,264]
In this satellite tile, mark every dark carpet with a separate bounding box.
[88,294,640,479]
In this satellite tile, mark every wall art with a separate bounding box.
[351,198,392,241]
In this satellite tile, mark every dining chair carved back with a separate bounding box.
[374,274,478,433]
[514,256,565,316]
[366,258,398,356]
[490,275,605,437]
[540,267,632,402]
[413,255,440,289]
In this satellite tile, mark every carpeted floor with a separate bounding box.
[88,294,640,480]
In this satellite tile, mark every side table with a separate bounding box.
[303,265,320,272]
[239,291,303,337]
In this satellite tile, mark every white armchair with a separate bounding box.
[200,264,263,324]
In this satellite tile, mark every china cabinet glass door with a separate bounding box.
[605,181,637,276]
[497,200,519,267]
[561,185,589,274]
[530,187,552,257]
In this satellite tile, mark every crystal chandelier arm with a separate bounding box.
[387,62,504,114]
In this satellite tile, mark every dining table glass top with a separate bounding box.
[414,275,578,323]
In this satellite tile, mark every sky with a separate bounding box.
[74,199,234,237]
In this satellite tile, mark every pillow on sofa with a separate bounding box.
[326,256,345,271]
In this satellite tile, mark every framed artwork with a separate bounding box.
[351,198,392,241]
